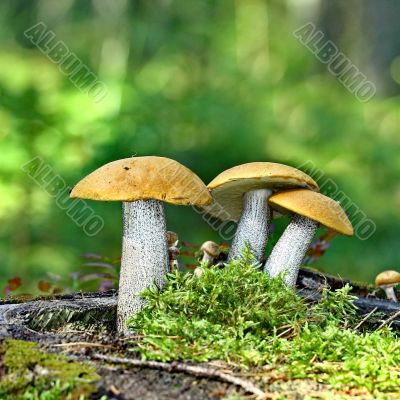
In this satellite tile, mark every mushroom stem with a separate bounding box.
[201,252,214,266]
[383,286,398,302]
[117,200,169,333]
[264,215,318,287]
[228,189,272,263]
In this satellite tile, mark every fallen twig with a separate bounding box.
[50,342,114,348]
[92,353,265,398]
[276,327,293,339]
[119,335,145,341]
[120,334,180,341]
[354,307,378,330]
[377,309,400,331]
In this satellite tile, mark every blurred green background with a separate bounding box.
[1,0,400,294]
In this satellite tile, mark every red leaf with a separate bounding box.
[79,272,113,282]
[38,281,52,293]
[180,251,195,257]
[8,277,22,291]
[320,230,337,242]
[98,280,114,292]
[181,241,198,249]
[83,262,115,270]
[80,253,103,260]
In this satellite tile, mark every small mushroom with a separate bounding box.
[205,163,318,263]
[375,271,400,302]
[167,231,180,271]
[194,241,220,277]
[167,231,179,247]
[168,246,180,272]
[265,189,353,287]
[70,156,212,333]
[199,241,220,266]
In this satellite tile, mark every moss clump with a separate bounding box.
[127,249,400,396]
[0,339,99,399]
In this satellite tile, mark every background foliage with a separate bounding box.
[1,0,400,293]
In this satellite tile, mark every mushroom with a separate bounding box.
[205,163,318,263]
[70,156,212,333]
[167,231,180,271]
[168,246,180,272]
[167,231,179,247]
[194,241,220,277]
[375,271,400,302]
[264,189,353,287]
[199,241,220,266]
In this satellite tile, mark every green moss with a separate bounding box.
[0,339,100,399]
[127,248,400,397]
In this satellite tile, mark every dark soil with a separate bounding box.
[94,367,242,400]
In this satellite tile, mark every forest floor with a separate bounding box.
[0,330,380,400]
[1,267,400,400]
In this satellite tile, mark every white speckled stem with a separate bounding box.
[228,189,272,263]
[117,200,169,333]
[264,215,318,287]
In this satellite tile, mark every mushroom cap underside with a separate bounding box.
[70,156,212,206]
[204,162,319,222]
[375,270,400,286]
[268,189,354,236]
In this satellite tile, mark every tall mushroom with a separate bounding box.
[70,156,212,333]
[265,189,353,287]
[204,163,318,263]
